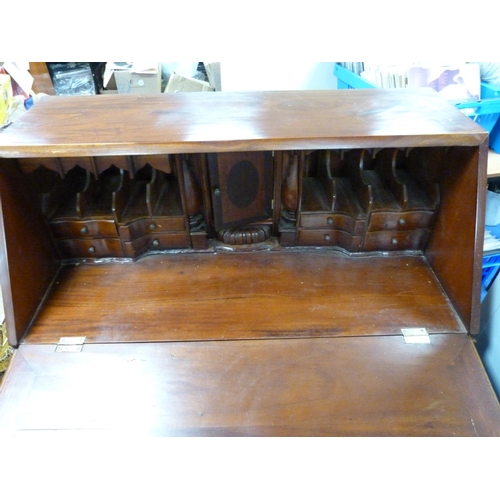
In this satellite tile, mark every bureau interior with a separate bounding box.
[1,144,482,345]
[18,146,452,255]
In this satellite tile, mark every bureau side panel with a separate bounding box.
[425,143,487,335]
[0,159,60,347]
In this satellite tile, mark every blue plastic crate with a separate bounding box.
[482,253,500,300]
[455,98,500,134]
[334,64,500,145]
[478,82,500,153]
[333,64,376,89]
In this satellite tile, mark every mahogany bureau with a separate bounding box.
[0,88,499,436]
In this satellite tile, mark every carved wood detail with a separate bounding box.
[217,224,271,245]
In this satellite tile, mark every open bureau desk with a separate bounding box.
[0,88,500,436]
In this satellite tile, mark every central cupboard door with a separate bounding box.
[207,151,275,240]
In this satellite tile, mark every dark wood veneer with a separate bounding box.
[0,89,498,435]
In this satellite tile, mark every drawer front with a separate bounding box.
[363,229,430,252]
[368,211,434,232]
[56,238,124,258]
[123,233,190,258]
[119,217,186,241]
[300,213,366,235]
[297,229,363,252]
[50,219,118,239]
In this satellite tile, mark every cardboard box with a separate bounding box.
[203,62,221,91]
[165,72,214,93]
[0,74,14,126]
[104,63,161,94]
[1,62,33,97]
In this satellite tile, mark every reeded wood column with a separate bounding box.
[181,154,205,231]
[281,151,299,222]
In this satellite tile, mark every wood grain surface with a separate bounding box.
[1,334,499,436]
[0,90,487,158]
[23,250,465,344]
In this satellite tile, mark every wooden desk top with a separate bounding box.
[0,89,487,158]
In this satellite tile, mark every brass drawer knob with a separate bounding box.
[80,226,89,234]
[88,245,96,253]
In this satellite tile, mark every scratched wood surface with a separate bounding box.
[23,250,465,344]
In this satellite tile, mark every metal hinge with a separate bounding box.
[401,328,430,344]
[55,336,86,352]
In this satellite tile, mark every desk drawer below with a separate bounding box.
[123,233,190,258]
[297,229,363,252]
[56,238,124,258]
[363,229,430,251]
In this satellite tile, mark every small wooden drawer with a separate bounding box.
[123,233,190,258]
[363,229,430,252]
[297,229,363,252]
[118,217,186,241]
[56,238,124,258]
[300,212,366,235]
[50,219,118,239]
[367,211,435,232]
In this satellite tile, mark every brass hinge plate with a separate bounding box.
[55,336,86,352]
[401,328,430,344]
